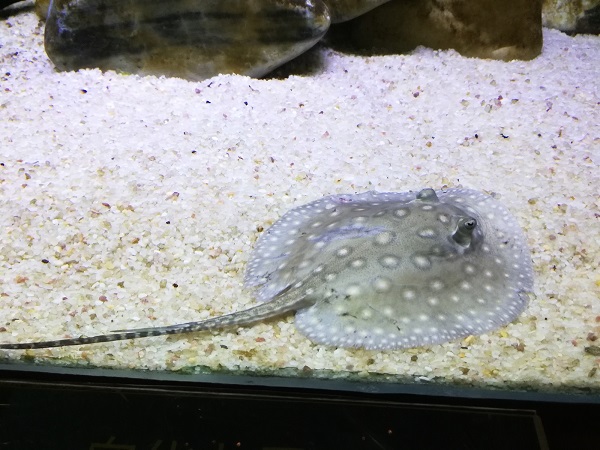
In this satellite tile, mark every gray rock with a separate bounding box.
[542,0,600,34]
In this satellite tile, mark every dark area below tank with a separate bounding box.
[1,365,599,450]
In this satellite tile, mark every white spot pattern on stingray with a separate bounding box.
[0,188,535,352]
[412,254,432,270]
[379,255,401,268]
[246,187,534,350]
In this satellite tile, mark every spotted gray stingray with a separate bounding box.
[0,188,533,351]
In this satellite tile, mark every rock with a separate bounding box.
[1,0,32,11]
[44,0,331,80]
[35,0,51,19]
[326,0,391,23]
[327,0,543,61]
[542,0,600,34]
[34,0,390,24]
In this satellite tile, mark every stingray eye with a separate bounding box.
[452,217,478,247]
[463,219,477,231]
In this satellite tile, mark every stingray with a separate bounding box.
[0,188,534,351]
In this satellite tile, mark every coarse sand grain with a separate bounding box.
[0,10,599,394]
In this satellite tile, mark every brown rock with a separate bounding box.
[35,0,51,19]
[328,0,543,61]
[44,0,330,80]
[325,0,391,23]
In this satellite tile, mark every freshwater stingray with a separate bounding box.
[0,188,534,351]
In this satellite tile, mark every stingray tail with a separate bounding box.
[0,286,311,350]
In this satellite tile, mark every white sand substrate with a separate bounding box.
[0,10,599,393]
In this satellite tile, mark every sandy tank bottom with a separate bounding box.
[0,11,599,393]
